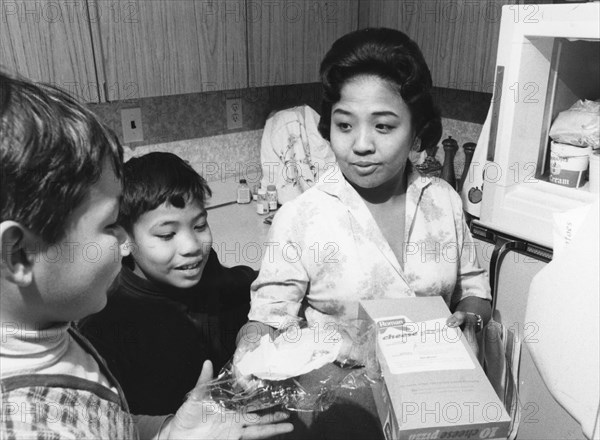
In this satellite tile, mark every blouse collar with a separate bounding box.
[316,161,432,201]
[314,161,433,279]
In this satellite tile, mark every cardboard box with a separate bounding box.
[359,298,510,440]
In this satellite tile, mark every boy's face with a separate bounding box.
[32,159,125,324]
[130,199,213,289]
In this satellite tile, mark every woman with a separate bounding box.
[237,28,491,362]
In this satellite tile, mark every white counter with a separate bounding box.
[207,200,273,270]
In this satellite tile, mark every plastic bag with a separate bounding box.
[207,319,381,413]
[207,360,339,412]
[549,99,600,148]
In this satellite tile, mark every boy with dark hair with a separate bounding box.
[0,71,292,439]
[80,152,258,416]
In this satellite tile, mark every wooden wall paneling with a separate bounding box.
[88,0,136,101]
[194,0,247,92]
[94,0,198,100]
[444,0,508,92]
[94,0,247,101]
[248,0,359,87]
[0,0,101,102]
[357,0,516,93]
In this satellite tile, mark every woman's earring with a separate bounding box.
[413,137,421,151]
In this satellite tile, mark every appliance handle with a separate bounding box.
[470,221,553,313]
[487,65,504,163]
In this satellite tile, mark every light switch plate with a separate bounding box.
[226,98,243,130]
[121,107,144,143]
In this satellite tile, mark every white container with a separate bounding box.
[256,188,269,214]
[590,150,600,194]
[266,185,278,211]
[549,141,591,188]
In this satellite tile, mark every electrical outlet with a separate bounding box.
[121,107,144,143]
[226,98,243,130]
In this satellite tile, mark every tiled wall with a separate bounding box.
[88,83,491,181]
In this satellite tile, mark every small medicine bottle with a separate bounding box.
[256,188,268,214]
[266,185,278,211]
[237,179,251,204]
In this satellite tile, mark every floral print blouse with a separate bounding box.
[248,164,491,329]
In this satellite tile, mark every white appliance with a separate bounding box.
[463,2,599,249]
[461,6,599,439]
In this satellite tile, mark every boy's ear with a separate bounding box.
[0,221,36,287]
[120,232,135,257]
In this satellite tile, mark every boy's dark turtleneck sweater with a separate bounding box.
[79,249,256,415]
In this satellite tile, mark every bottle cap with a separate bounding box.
[267,185,276,191]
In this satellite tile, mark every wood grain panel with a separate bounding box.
[248,0,359,87]
[194,0,247,91]
[358,0,517,93]
[94,0,247,100]
[0,0,101,102]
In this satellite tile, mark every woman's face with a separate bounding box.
[329,75,416,189]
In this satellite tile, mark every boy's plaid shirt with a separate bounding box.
[1,379,136,439]
[1,326,137,439]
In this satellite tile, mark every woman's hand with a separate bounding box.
[448,297,491,363]
[162,360,294,440]
[446,311,467,328]
[446,312,479,360]
[334,322,377,371]
[233,322,276,390]
[235,321,276,353]
[335,327,363,367]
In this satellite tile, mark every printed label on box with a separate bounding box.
[375,316,474,375]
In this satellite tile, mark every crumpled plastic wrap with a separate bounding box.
[207,362,338,412]
[206,319,382,413]
[549,99,600,149]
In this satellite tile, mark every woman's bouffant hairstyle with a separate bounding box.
[318,28,442,151]
[118,152,212,233]
[0,70,123,245]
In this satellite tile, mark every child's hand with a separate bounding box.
[163,360,294,440]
